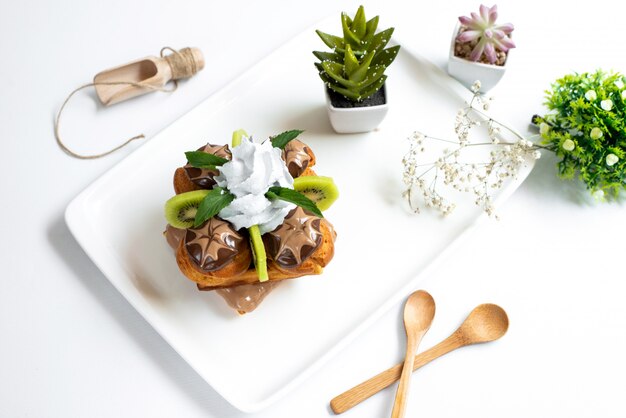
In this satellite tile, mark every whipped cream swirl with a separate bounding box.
[215,137,295,234]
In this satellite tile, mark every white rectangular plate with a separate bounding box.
[65,19,533,413]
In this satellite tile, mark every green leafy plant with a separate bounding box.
[534,70,626,199]
[313,5,400,101]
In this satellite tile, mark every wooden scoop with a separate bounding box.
[93,47,204,106]
[330,304,509,414]
[390,290,436,418]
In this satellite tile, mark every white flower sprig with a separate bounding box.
[402,80,544,218]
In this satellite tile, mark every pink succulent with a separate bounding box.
[457,4,515,64]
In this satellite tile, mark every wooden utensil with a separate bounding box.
[390,290,436,418]
[93,47,204,106]
[330,304,509,414]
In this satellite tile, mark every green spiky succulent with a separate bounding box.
[313,6,400,102]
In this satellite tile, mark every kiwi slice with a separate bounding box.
[248,225,269,282]
[231,129,249,148]
[164,190,210,229]
[293,176,339,211]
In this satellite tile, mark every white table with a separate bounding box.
[2,1,625,416]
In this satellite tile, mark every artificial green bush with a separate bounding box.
[534,70,626,198]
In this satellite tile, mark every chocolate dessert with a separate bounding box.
[163,131,338,314]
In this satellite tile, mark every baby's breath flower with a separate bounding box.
[615,79,624,89]
[403,84,537,218]
[585,90,597,101]
[606,153,619,166]
[601,99,613,111]
[590,127,604,140]
[562,139,575,151]
[539,122,550,135]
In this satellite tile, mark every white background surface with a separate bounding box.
[1,1,625,417]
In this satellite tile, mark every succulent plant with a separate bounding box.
[313,6,400,102]
[456,4,515,64]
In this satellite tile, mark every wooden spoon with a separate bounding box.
[390,290,436,418]
[330,304,509,414]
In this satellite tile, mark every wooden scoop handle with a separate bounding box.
[330,334,464,414]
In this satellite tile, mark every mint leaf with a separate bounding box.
[185,151,229,169]
[270,130,304,149]
[266,186,323,218]
[194,187,235,227]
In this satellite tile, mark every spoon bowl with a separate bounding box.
[403,290,436,332]
[457,303,509,343]
[391,290,436,418]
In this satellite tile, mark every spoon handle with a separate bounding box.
[330,334,463,415]
[390,333,422,418]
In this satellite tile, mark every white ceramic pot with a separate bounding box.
[324,85,389,134]
[447,23,508,92]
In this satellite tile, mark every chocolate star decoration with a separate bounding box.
[185,217,243,271]
[265,207,322,268]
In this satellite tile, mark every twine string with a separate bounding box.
[54,47,199,160]
[162,47,199,80]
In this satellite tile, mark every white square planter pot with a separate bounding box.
[324,85,389,134]
[447,23,508,92]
